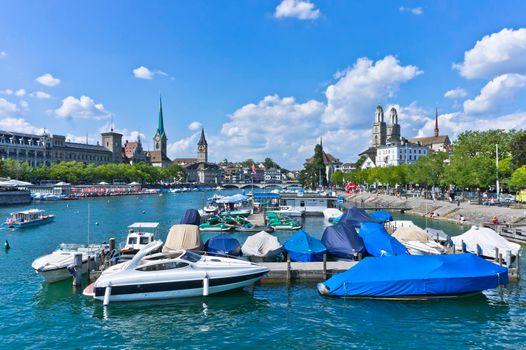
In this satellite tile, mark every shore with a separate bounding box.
[343,191,526,228]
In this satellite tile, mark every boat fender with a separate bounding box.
[103,283,112,306]
[203,274,209,296]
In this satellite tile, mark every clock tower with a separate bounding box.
[197,128,208,163]
[150,96,170,167]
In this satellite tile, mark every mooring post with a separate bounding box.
[72,253,82,287]
[498,253,503,266]
[476,244,481,256]
[286,255,291,282]
[322,254,327,280]
[461,240,466,253]
[203,273,209,296]
[495,247,499,263]
[452,244,456,254]
[505,250,512,267]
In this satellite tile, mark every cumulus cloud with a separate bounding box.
[274,0,320,20]
[133,66,154,80]
[188,121,202,131]
[0,51,6,59]
[453,28,526,79]
[0,117,44,134]
[15,89,26,97]
[19,100,29,111]
[463,73,526,114]
[167,132,200,158]
[0,98,19,118]
[444,88,467,99]
[55,95,111,120]
[30,91,52,99]
[323,55,422,128]
[399,6,423,15]
[1,89,14,95]
[36,73,61,87]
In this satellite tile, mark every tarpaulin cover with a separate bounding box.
[358,222,407,257]
[162,224,202,252]
[320,253,508,297]
[205,233,242,256]
[216,194,249,204]
[242,231,282,258]
[369,211,393,223]
[339,207,377,227]
[321,224,365,259]
[284,229,326,262]
[452,226,521,257]
[180,209,201,225]
[393,226,430,243]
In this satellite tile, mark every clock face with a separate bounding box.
[155,136,160,142]
[198,145,205,151]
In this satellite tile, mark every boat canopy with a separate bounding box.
[392,226,430,243]
[0,179,33,187]
[205,233,242,256]
[358,222,407,257]
[339,207,377,227]
[128,222,159,230]
[369,211,393,223]
[321,224,365,259]
[180,209,201,225]
[320,254,508,298]
[241,231,282,257]
[451,226,521,257]
[162,224,202,252]
[216,194,249,204]
[253,193,281,199]
[284,229,326,262]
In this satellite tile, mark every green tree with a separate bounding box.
[511,132,526,170]
[298,144,327,189]
[509,166,526,190]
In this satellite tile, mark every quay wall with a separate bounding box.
[0,190,32,205]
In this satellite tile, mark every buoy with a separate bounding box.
[142,210,146,214]
[103,283,112,306]
[95,222,99,226]
[203,274,209,296]
[3,240,10,250]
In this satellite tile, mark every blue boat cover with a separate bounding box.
[358,222,407,257]
[253,193,281,199]
[321,224,366,259]
[321,254,509,297]
[205,233,242,256]
[216,194,249,204]
[339,207,377,227]
[284,229,326,262]
[180,209,201,225]
[369,211,393,223]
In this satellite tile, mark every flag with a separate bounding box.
[251,164,256,174]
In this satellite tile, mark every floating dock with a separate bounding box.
[259,260,357,283]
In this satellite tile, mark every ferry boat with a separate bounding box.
[4,209,54,228]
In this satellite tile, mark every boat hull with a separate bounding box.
[37,260,89,283]
[7,216,54,228]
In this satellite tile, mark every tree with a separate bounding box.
[298,144,327,189]
[331,170,344,186]
[509,166,526,190]
[511,132,526,170]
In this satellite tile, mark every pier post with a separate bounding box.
[498,253,503,266]
[461,240,466,253]
[452,244,456,254]
[476,244,482,256]
[72,253,82,287]
[109,238,116,252]
[495,247,499,263]
[286,255,291,282]
[505,250,512,267]
[322,254,327,280]
[203,274,209,296]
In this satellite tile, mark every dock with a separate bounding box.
[260,260,357,283]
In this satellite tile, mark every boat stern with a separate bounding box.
[83,282,96,297]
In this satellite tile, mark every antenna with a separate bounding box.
[110,115,114,132]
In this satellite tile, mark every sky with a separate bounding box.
[1,0,526,169]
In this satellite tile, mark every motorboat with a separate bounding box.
[4,209,54,228]
[283,229,326,262]
[318,254,508,299]
[392,226,446,255]
[241,231,283,261]
[32,243,107,283]
[119,222,159,260]
[83,241,269,302]
[322,208,343,222]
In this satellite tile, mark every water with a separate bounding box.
[1,191,525,349]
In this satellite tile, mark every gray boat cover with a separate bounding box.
[162,224,203,252]
[241,231,282,258]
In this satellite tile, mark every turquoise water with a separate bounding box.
[1,191,525,349]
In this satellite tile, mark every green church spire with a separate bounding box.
[156,95,166,137]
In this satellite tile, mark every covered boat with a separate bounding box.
[322,208,343,222]
[338,207,377,227]
[241,231,283,261]
[283,229,326,262]
[180,209,201,225]
[369,210,393,223]
[318,254,508,299]
[321,224,366,259]
[425,228,450,244]
[163,224,203,252]
[451,226,521,260]
[358,222,407,257]
[392,226,446,255]
[205,233,242,256]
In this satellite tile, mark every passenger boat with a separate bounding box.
[119,222,159,260]
[32,243,107,283]
[269,206,306,217]
[83,241,269,302]
[4,209,54,228]
[318,254,508,299]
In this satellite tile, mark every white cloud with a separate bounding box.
[1,89,13,95]
[188,121,202,131]
[399,6,423,15]
[463,73,526,114]
[0,98,19,118]
[0,51,6,59]
[133,66,154,80]
[167,133,200,158]
[98,123,146,146]
[30,91,52,99]
[36,73,61,87]
[453,28,526,79]
[65,133,98,144]
[55,95,111,120]
[323,55,422,128]
[0,117,44,134]
[15,89,26,97]
[444,88,467,99]
[274,0,320,20]
[19,100,29,111]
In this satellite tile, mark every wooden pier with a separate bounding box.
[260,258,357,283]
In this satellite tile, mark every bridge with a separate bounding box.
[221,182,302,190]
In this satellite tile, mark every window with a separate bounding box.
[181,251,201,262]
[300,200,305,207]
[128,237,137,245]
[139,236,150,245]
[137,261,189,271]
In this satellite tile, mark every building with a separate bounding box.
[339,162,356,172]
[150,97,171,167]
[386,107,401,143]
[197,128,208,163]
[184,128,223,184]
[306,138,342,184]
[123,137,148,164]
[264,168,282,183]
[408,109,451,153]
[375,139,428,167]
[372,105,387,147]
[172,158,197,167]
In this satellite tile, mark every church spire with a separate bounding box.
[434,108,439,137]
[198,128,207,146]
[156,95,166,137]
[320,136,323,148]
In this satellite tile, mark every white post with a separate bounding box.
[203,274,209,296]
[72,253,83,286]
[103,283,112,306]
[496,144,500,202]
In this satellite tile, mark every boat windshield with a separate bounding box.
[180,251,201,263]
[137,261,189,272]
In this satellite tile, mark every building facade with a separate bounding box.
[264,168,282,182]
[372,105,387,147]
[407,109,451,153]
[184,128,223,184]
[375,139,428,167]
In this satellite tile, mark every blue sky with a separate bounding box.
[1,0,526,168]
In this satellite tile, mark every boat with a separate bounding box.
[322,208,343,222]
[451,226,521,263]
[241,231,283,261]
[269,219,302,230]
[392,226,446,255]
[4,209,54,228]
[321,224,365,260]
[337,207,377,227]
[226,208,252,217]
[204,233,242,256]
[424,228,450,244]
[180,209,201,225]
[358,222,407,257]
[119,222,159,259]
[83,241,269,302]
[32,243,107,283]
[234,225,274,233]
[163,224,203,252]
[269,206,306,217]
[317,254,509,299]
[283,229,326,262]
[199,222,232,232]
[369,210,393,223]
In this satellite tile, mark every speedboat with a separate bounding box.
[4,209,54,228]
[32,243,107,283]
[83,241,269,303]
[242,231,283,261]
[119,222,159,260]
[392,226,446,255]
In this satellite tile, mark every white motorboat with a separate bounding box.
[119,222,159,260]
[83,241,269,303]
[271,206,306,217]
[32,243,106,283]
[322,208,343,221]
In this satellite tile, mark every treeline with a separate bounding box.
[0,160,186,184]
[331,130,526,191]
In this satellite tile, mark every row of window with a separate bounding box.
[378,148,427,155]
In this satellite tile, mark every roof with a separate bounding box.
[156,97,166,137]
[124,142,139,159]
[358,147,377,158]
[407,135,450,146]
[63,142,109,152]
[307,150,342,165]
[185,162,220,170]
[128,222,160,229]
[0,130,47,139]
[198,128,207,146]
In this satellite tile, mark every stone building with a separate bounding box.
[123,136,148,164]
[408,109,451,153]
[375,139,428,167]
[184,128,223,184]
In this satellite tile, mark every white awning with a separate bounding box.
[128,222,160,229]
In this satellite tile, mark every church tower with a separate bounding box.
[197,128,208,163]
[386,107,401,143]
[151,96,170,167]
[372,105,386,147]
[434,108,439,137]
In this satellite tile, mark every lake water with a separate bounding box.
[1,191,525,349]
